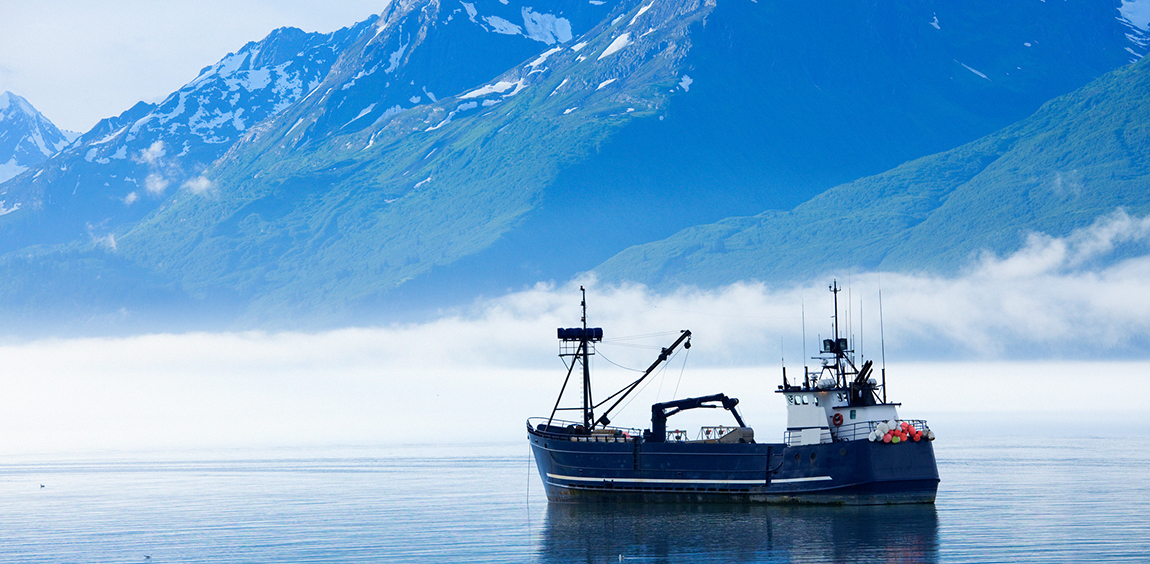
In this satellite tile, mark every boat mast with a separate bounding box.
[831,280,843,386]
[580,286,594,429]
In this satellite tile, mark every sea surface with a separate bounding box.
[1,436,1146,563]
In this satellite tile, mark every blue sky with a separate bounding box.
[0,0,388,133]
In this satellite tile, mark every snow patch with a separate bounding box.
[929,14,940,29]
[1121,0,1150,30]
[629,3,654,27]
[414,176,433,189]
[92,126,127,145]
[462,2,478,22]
[0,199,21,215]
[522,8,573,44]
[528,46,564,68]
[957,61,990,80]
[599,33,632,60]
[376,105,404,123]
[386,41,409,73]
[550,78,570,97]
[345,103,377,128]
[226,68,271,92]
[410,96,422,104]
[597,78,617,90]
[0,160,26,184]
[461,80,521,98]
[286,118,306,136]
[571,41,589,51]
[679,75,693,91]
[564,107,578,114]
[189,51,249,88]
[485,16,523,35]
[426,95,484,131]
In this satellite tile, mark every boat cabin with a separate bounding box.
[777,282,900,446]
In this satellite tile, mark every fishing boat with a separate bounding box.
[526,283,939,504]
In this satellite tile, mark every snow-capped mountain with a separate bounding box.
[158,0,1148,317]
[3,0,1150,332]
[0,19,378,253]
[0,91,75,185]
[277,0,612,141]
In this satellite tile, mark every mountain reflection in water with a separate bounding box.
[540,502,938,563]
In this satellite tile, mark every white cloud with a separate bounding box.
[138,140,166,164]
[182,175,214,195]
[144,173,170,195]
[122,191,139,205]
[91,232,116,250]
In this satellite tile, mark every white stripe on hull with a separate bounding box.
[547,473,833,486]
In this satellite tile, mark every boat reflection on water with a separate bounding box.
[538,502,938,563]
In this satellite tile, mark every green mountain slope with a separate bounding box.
[593,56,1150,286]
[3,0,1147,334]
[107,0,704,325]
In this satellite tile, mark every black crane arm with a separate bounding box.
[645,393,746,443]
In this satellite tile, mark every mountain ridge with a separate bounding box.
[1,0,1148,334]
[593,54,1150,287]
[0,91,74,184]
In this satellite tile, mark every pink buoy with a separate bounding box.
[883,434,892,443]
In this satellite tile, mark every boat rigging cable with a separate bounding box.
[614,345,689,422]
[671,344,690,399]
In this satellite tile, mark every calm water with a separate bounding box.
[1,436,1146,563]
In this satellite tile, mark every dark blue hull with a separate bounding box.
[527,427,939,505]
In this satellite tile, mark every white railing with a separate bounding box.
[784,419,931,445]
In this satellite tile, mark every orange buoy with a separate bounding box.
[832,413,844,426]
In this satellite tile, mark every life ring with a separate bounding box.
[832,413,843,426]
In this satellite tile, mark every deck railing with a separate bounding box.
[783,419,931,446]
[527,417,643,442]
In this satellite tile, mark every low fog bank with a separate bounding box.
[1,329,1147,455]
[3,213,1150,455]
